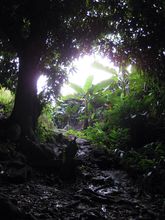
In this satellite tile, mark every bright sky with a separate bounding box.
[37,54,119,95]
[60,54,118,96]
[37,75,48,94]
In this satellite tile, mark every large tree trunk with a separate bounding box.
[10,44,41,140]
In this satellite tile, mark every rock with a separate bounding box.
[143,167,165,194]
[17,138,58,169]
[92,147,108,158]
[91,147,113,169]
[0,193,37,220]
[0,193,22,220]
[17,136,78,174]
[91,175,114,185]
[76,138,90,145]
[0,139,164,219]
[5,161,32,184]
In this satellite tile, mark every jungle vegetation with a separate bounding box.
[0,0,165,176]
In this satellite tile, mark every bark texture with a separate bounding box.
[10,41,41,140]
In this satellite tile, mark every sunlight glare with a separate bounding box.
[37,75,48,94]
[61,54,119,96]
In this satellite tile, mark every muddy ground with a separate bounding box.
[0,138,165,219]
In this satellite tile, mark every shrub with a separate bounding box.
[108,127,130,150]
[83,122,107,144]
[138,159,155,173]
[0,87,14,116]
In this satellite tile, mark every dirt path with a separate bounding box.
[0,139,164,219]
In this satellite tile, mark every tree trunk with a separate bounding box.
[10,45,41,140]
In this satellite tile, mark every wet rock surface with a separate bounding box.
[0,138,165,220]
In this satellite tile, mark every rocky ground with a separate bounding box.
[0,137,165,220]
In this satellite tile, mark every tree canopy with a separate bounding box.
[1,0,165,90]
[92,0,165,79]
[0,0,110,138]
[0,0,165,139]
[0,0,108,95]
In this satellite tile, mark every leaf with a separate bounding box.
[92,61,118,76]
[93,78,115,93]
[86,0,90,7]
[91,113,95,120]
[83,75,94,93]
[69,82,84,94]
[62,94,78,100]
[87,102,93,111]
[94,95,107,104]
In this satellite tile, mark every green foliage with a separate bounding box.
[0,53,18,91]
[66,129,86,139]
[53,59,165,183]
[155,143,165,159]
[92,77,118,93]
[138,159,155,173]
[122,141,165,175]
[37,104,56,142]
[83,122,107,144]
[123,149,155,174]
[83,75,94,93]
[61,71,117,129]
[69,83,84,95]
[108,128,130,149]
[1,0,117,101]
[1,0,165,137]
[54,98,83,129]
[60,66,165,155]
[92,60,118,76]
[0,87,14,116]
